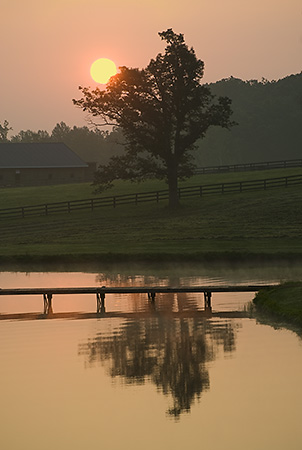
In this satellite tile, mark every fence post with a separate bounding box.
[45,204,48,216]
[91,198,94,211]
[113,197,116,208]
[68,201,71,213]
[135,193,138,205]
[21,207,25,218]
[156,191,159,203]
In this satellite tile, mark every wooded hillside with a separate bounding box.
[194,72,302,166]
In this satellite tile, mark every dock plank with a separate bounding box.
[0,285,276,296]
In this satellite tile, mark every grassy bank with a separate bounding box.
[253,282,302,327]
[0,167,301,262]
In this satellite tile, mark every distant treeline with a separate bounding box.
[0,121,125,165]
[1,73,301,167]
[196,73,302,166]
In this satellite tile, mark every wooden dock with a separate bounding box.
[0,284,276,315]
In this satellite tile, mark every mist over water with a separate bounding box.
[1,258,301,285]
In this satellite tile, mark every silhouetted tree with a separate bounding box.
[51,121,72,141]
[0,120,12,142]
[73,29,235,207]
[11,129,50,142]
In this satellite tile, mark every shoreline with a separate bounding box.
[253,282,302,328]
[1,250,302,269]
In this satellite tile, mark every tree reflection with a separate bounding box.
[79,317,238,418]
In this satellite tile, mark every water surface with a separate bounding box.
[0,264,301,450]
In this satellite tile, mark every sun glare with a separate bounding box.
[90,58,117,84]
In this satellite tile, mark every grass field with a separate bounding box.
[0,167,301,262]
[0,166,301,209]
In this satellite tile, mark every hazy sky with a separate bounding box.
[2,0,301,135]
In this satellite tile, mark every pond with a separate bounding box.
[0,262,301,450]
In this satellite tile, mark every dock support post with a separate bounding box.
[96,292,105,313]
[204,291,212,311]
[43,293,53,314]
[148,291,156,302]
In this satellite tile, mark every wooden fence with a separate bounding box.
[0,174,301,220]
[194,158,302,175]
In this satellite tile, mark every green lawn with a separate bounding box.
[0,166,301,209]
[0,167,301,262]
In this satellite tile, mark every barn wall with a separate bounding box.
[0,167,92,187]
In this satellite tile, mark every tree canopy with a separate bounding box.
[73,29,235,207]
[0,120,12,142]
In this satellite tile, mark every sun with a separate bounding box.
[90,58,117,84]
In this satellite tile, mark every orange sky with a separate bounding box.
[1,0,301,134]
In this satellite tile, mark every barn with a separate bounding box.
[0,142,93,187]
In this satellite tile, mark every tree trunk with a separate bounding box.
[167,162,179,208]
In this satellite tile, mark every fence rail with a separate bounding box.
[194,159,302,175]
[0,174,301,220]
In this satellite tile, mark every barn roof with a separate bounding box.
[0,142,88,168]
